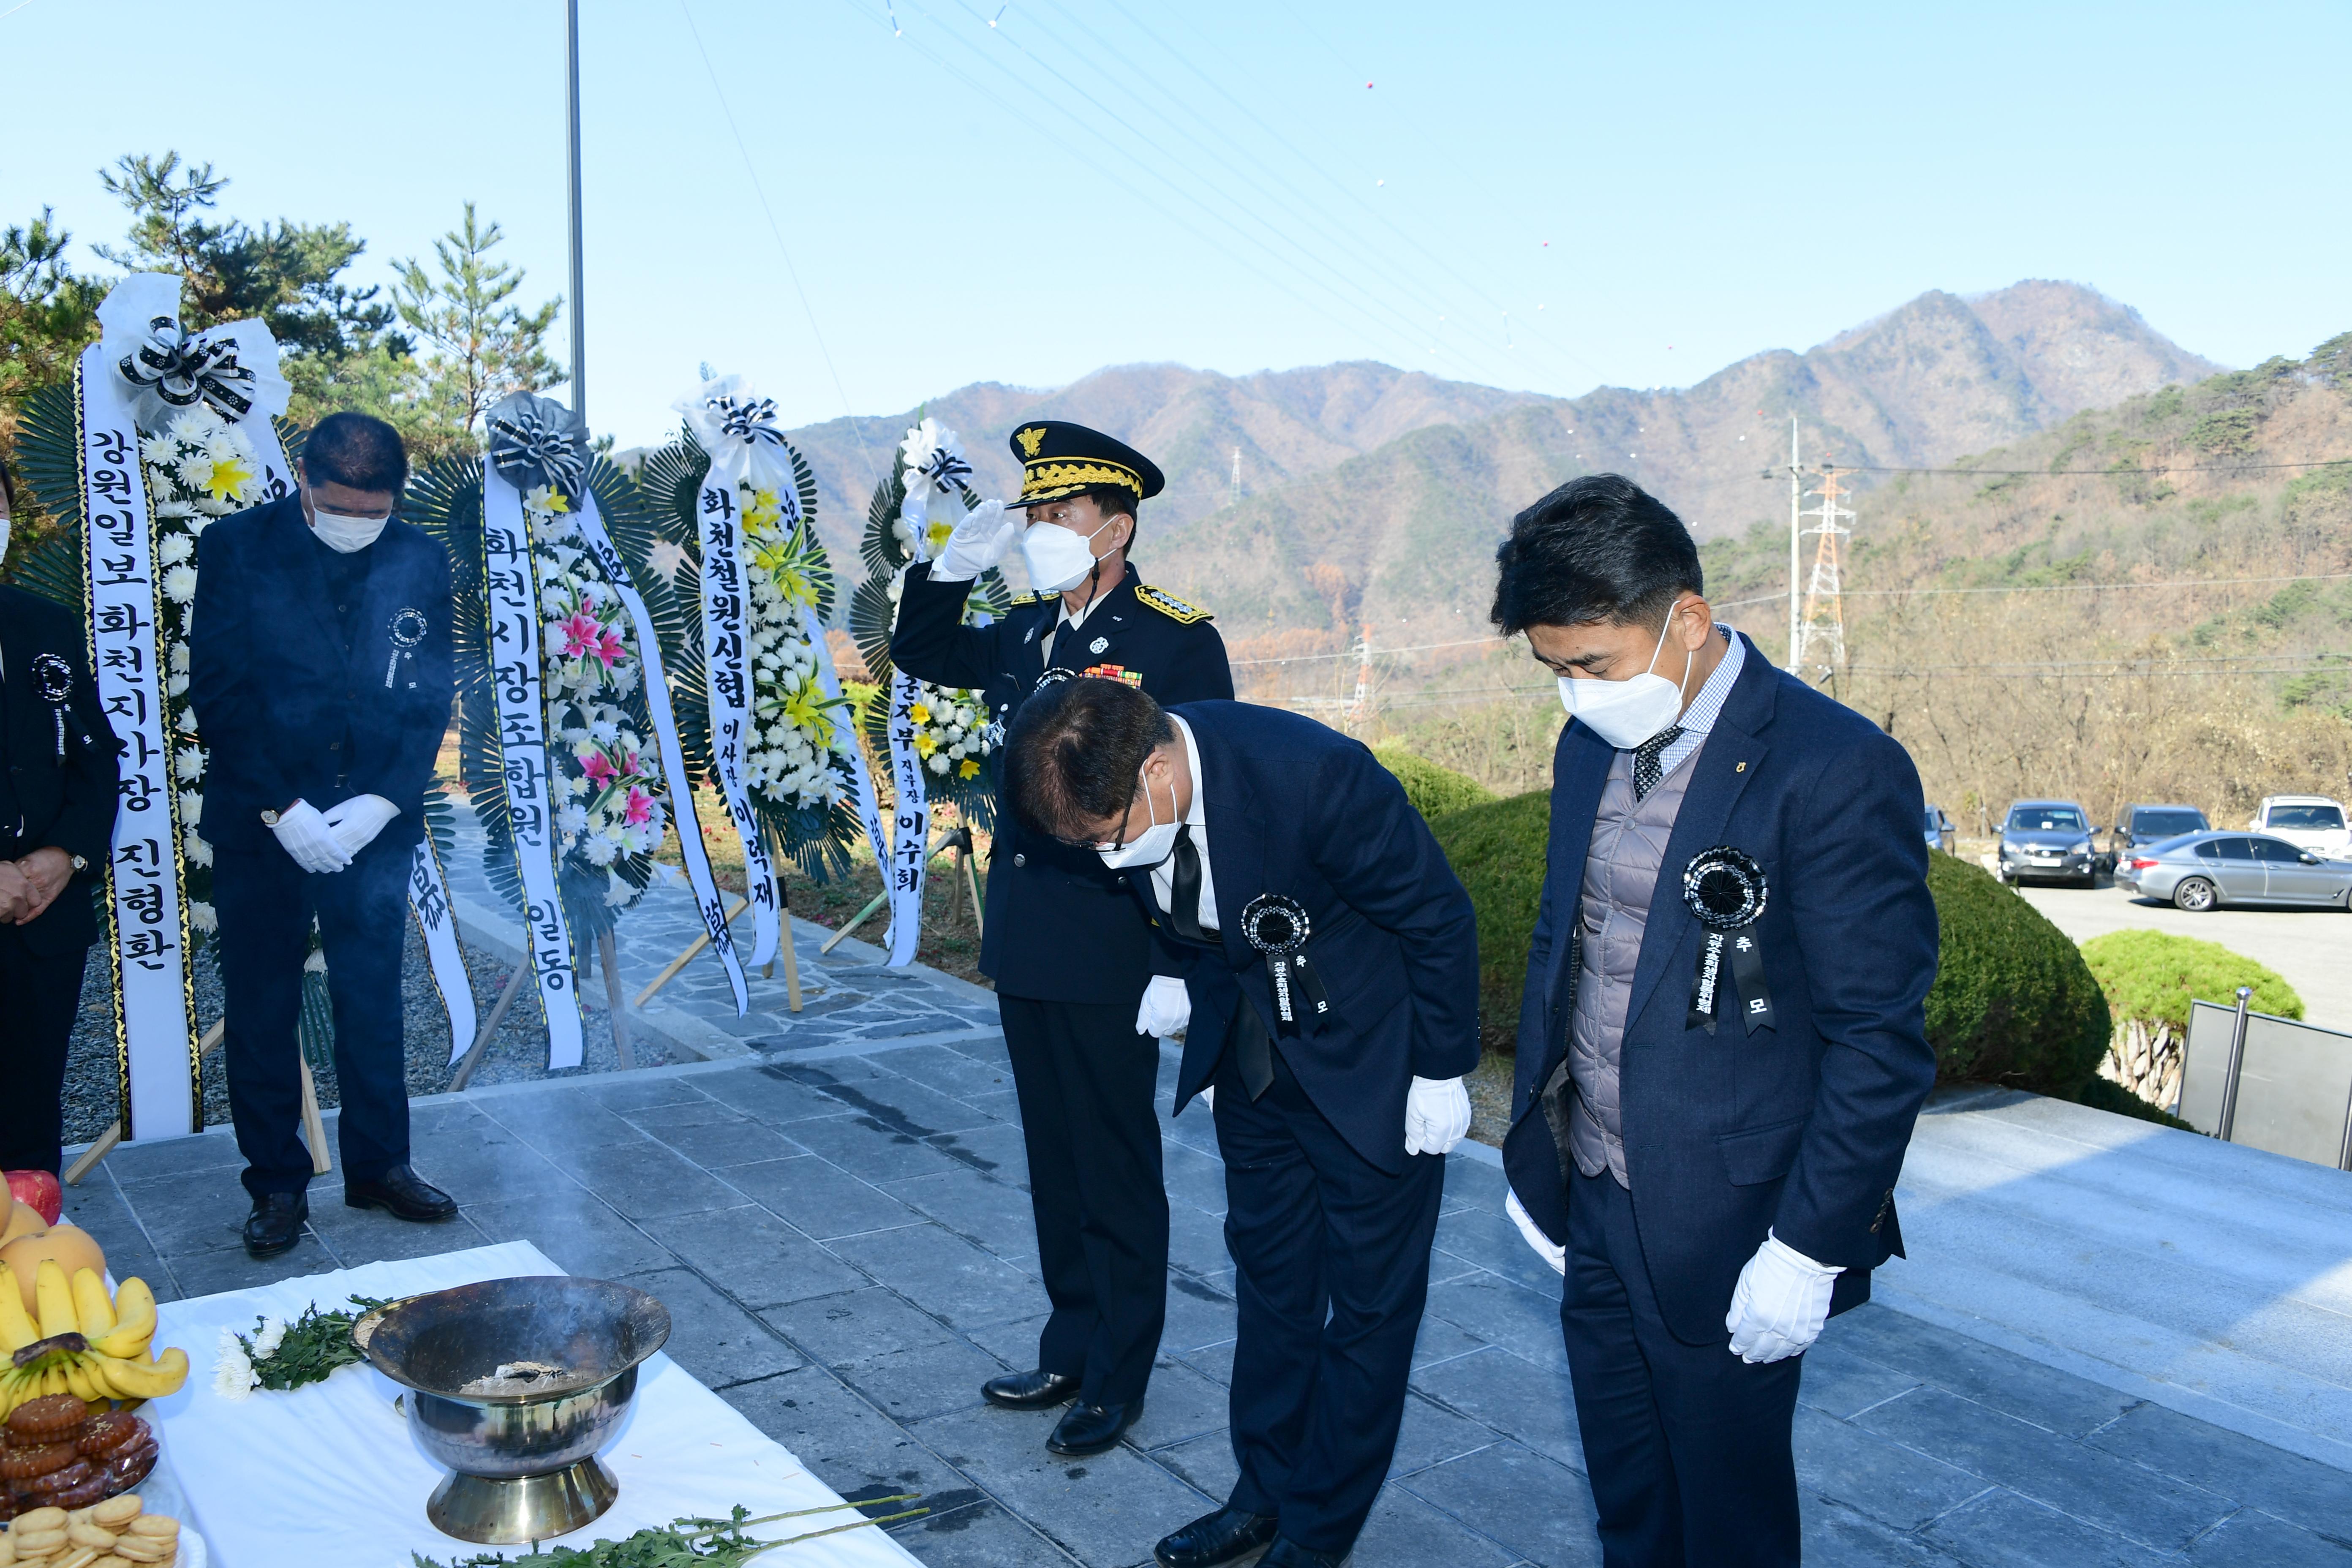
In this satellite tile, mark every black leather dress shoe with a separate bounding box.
[243,1191,309,1259]
[1154,1505,1279,1568]
[1046,1398,1142,1456]
[344,1164,458,1222]
[1259,1540,1349,1568]
[981,1369,1081,1410]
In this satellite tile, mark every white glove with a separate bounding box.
[270,800,351,874]
[1136,975,1191,1040]
[1505,1189,1566,1276]
[1725,1231,1843,1364]
[322,794,400,858]
[931,499,1018,583]
[1402,1074,1472,1157]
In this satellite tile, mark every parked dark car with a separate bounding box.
[2107,803,2210,868]
[1998,800,2100,887]
[2116,830,2352,911]
[1924,804,1957,856]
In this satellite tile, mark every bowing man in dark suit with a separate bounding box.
[0,528,123,1175]
[1492,476,1940,1567]
[892,421,1232,1456]
[1003,680,1479,1568]
[190,413,457,1259]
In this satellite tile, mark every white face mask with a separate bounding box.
[1097,762,1182,871]
[311,506,390,554]
[1020,512,1119,596]
[1556,599,1694,750]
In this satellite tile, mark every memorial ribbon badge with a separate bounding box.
[1241,892,1331,1036]
[30,653,74,759]
[384,607,428,688]
[1682,846,1775,1034]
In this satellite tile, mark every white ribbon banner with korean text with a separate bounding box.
[481,466,586,1066]
[74,350,199,1140]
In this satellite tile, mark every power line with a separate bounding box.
[1842,457,2350,477]
[677,0,883,491]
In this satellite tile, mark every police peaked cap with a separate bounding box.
[1006,420,1165,510]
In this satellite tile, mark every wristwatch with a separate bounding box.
[70,854,88,873]
[260,808,283,828]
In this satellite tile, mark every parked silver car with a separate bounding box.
[2116,830,2352,912]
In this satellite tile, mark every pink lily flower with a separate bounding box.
[594,628,627,667]
[581,751,619,789]
[561,612,602,659]
[624,786,655,826]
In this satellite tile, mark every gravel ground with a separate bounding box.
[60,929,662,1148]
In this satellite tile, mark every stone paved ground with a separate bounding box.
[441,803,1003,1059]
[62,1048,2352,1567]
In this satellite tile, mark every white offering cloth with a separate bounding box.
[146,1241,920,1567]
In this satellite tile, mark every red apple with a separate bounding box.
[5,1170,62,1227]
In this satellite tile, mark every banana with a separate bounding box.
[0,1265,39,1351]
[34,1260,78,1339]
[71,1268,117,1339]
[61,1356,103,1405]
[40,1363,68,1397]
[93,1279,156,1359]
[92,1345,187,1400]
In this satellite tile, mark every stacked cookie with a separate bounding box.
[0,1494,185,1568]
[0,1398,157,1517]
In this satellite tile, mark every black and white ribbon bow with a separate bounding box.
[1683,846,1775,1034]
[915,442,974,495]
[710,393,786,448]
[31,653,74,760]
[487,394,590,497]
[117,315,257,420]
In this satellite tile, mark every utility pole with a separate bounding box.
[1787,419,1802,667]
[1792,463,1856,679]
[1230,447,1242,506]
[565,0,587,420]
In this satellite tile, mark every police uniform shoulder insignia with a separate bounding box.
[1135,585,1212,624]
[1013,589,1058,607]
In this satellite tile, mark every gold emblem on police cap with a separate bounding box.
[1015,425,1047,457]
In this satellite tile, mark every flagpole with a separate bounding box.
[565,0,586,420]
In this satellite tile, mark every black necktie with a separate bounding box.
[1165,825,1212,947]
[1633,726,1685,801]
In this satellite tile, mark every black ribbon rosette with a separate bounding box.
[384,607,430,689]
[712,392,787,449]
[118,313,259,421]
[1241,892,1331,1036]
[486,393,590,501]
[30,653,74,759]
[1682,846,1776,1034]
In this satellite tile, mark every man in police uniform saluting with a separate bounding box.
[893,420,1232,1456]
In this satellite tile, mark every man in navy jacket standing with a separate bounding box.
[1494,475,1939,1566]
[191,412,457,1259]
[1003,681,1478,1568]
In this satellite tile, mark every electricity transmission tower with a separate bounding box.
[1791,464,1855,678]
[1346,623,1376,730]
[1230,448,1243,506]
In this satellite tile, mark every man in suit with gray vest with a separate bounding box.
[1494,475,1940,1566]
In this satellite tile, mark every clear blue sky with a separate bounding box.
[7,0,2345,450]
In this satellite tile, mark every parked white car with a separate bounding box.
[2247,796,2351,858]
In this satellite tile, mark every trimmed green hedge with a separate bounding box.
[1923,852,2109,1094]
[1375,745,1498,822]
[1431,816,2112,1098]
[2079,929,2303,1029]
[1428,791,1549,1047]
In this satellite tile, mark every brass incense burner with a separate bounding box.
[354,1277,671,1544]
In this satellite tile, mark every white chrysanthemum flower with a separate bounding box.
[252,1315,289,1359]
[163,564,199,603]
[175,746,206,781]
[194,495,234,516]
[169,641,192,672]
[928,754,950,776]
[168,408,216,444]
[187,513,213,535]
[183,830,212,868]
[214,1327,258,1402]
[179,789,203,825]
[153,499,198,520]
[558,804,589,833]
[178,706,200,735]
[582,833,621,867]
[142,433,179,467]
[189,900,218,933]
[166,671,191,698]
